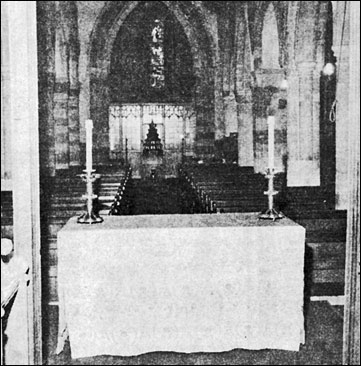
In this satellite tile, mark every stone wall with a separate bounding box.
[38,1,80,174]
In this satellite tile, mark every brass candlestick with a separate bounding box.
[77,170,103,224]
[259,168,284,221]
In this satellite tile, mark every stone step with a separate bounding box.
[50,196,87,202]
[209,194,266,200]
[294,217,346,233]
[99,182,122,187]
[51,189,88,195]
[306,242,346,259]
[216,207,264,213]
[98,196,116,201]
[98,188,119,194]
[49,202,85,209]
[46,213,83,221]
[214,200,266,208]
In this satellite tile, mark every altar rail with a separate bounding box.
[179,166,216,214]
[108,166,133,215]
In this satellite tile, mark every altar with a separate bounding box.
[57,213,305,359]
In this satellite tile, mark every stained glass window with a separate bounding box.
[150,19,165,88]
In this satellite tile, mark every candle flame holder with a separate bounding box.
[77,169,103,224]
[259,168,284,221]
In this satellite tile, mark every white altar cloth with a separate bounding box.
[57,213,305,358]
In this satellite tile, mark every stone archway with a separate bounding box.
[88,1,216,164]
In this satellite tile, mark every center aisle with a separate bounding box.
[129,178,192,215]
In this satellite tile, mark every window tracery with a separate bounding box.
[150,19,165,88]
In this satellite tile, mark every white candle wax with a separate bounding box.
[267,116,275,170]
[85,119,93,172]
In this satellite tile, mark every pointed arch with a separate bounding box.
[262,3,280,69]
[88,1,217,162]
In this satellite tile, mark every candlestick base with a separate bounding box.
[77,211,104,224]
[259,208,284,221]
[77,169,103,224]
[259,167,284,221]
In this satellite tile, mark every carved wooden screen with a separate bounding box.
[109,103,195,159]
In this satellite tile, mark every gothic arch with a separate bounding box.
[249,1,287,70]
[88,1,216,162]
[261,3,280,69]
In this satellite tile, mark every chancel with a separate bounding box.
[1,1,360,366]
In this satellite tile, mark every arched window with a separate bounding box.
[262,3,280,69]
[109,1,194,103]
[150,19,165,89]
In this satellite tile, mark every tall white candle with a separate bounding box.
[85,119,93,172]
[267,116,275,170]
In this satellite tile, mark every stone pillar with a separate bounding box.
[54,2,70,170]
[287,1,322,187]
[287,62,321,186]
[37,1,57,177]
[235,3,254,167]
[218,4,236,137]
[54,71,70,169]
[90,65,111,165]
[68,87,80,166]
[67,1,80,167]
[68,51,80,166]
[53,1,80,170]
[213,12,225,140]
[236,89,254,168]
[194,79,215,158]
[77,1,104,150]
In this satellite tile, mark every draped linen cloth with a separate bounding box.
[57,213,305,358]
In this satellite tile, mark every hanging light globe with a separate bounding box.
[323,62,336,76]
[280,78,289,90]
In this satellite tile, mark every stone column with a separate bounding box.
[286,1,322,187]
[235,3,254,167]
[54,47,70,170]
[90,64,111,165]
[194,79,215,158]
[77,1,104,154]
[68,86,80,167]
[67,1,80,167]
[68,52,80,167]
[37,1,57,176]
[287,62,321,186]
[218,5,236,137]
[53,2,70,170]
[212,12,225,140]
